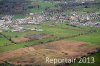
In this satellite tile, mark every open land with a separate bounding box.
[0,0,100,66]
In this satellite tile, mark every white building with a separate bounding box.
[0,20,5,26]
[76,0,94,3]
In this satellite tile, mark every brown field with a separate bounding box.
[11,37,29,43]
[0,40,100,66]
[11,34,52,43]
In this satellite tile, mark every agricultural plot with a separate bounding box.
[0,40,99,66]
[0,35,12,47]
[2,30,39,38]
[0,23,100,66]
[66,27,100,66]
[68,27,100,45]
[0,0,100,66]
[69,32,100,44]
[0,23,99,52]
[0,23,85,53]
[41,23,84,37]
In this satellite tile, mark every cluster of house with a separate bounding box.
[70,21,100,27]
[0,15,13,32]
[0,14,44,32]
[15,13,45,25]
[0,12,100,32]
[48,12,100,27]
[68,12,100,27]
[12,25,43,32]
[75,0,95,3]
[0,15,12,26]
[44,0,95,3]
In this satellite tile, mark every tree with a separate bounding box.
[0,0,32,14]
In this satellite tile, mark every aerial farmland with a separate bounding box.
[0,0,100,66]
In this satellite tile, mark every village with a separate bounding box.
[0,11,100,33]
[0,0,100,66]
[0,0,100,32]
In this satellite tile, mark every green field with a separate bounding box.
[0,23,100,52]
[0,35,12,46]
[68,32,100,45]
[70,53,100,66]
[0,0,100,66]
[0,23,84,52]
[0,23,100,66]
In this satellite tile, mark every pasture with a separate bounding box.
[0,22,84,52]
[0,22,100,66]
